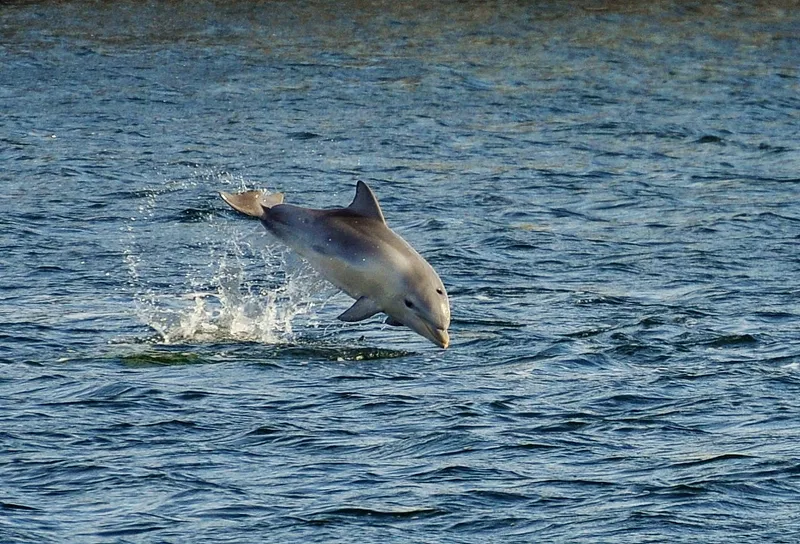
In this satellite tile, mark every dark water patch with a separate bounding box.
[703,333,759,348]
[563,326,615,339]
[303,506,445,524]
[176,389,213,401]
[591,393,675,410]
[280,343,414,362]
[119,340,414,365]
[287,131,321,141]
[696,134,725,144]
[668,453,757,470]
[1,501,39,511]
[118,350,203,367]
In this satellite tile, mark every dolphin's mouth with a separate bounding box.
[425,325,450,349]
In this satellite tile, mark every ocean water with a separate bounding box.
[1,1,799,542]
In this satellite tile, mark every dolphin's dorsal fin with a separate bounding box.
[337,296,381,322]
[347,181,385,223]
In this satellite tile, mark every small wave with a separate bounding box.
[302,506,445,522]
[1,502,39,512]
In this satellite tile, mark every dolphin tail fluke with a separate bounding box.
[220,190,284,219]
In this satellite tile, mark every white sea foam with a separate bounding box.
[136,272,324,344]
[123,175,338,345]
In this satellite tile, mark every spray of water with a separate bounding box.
[123,173,339,346]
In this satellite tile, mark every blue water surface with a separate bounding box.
[1,1,799,542]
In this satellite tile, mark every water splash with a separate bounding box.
[136,251,333,345]
[123,173,338,346]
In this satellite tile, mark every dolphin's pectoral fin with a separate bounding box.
[347,181,386,223]
[384,316,404,327]
[338,296,381,322]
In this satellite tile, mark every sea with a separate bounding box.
[1,1,799,542]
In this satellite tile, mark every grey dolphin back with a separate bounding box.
[220,190,285,219]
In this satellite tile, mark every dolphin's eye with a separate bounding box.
[436,289,444,295]
[404,299,414,309]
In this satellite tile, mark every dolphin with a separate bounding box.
[219,181,451,348]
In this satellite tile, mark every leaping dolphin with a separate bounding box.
[219,181,451,348]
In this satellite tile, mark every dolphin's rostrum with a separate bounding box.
[220,182,451,348]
